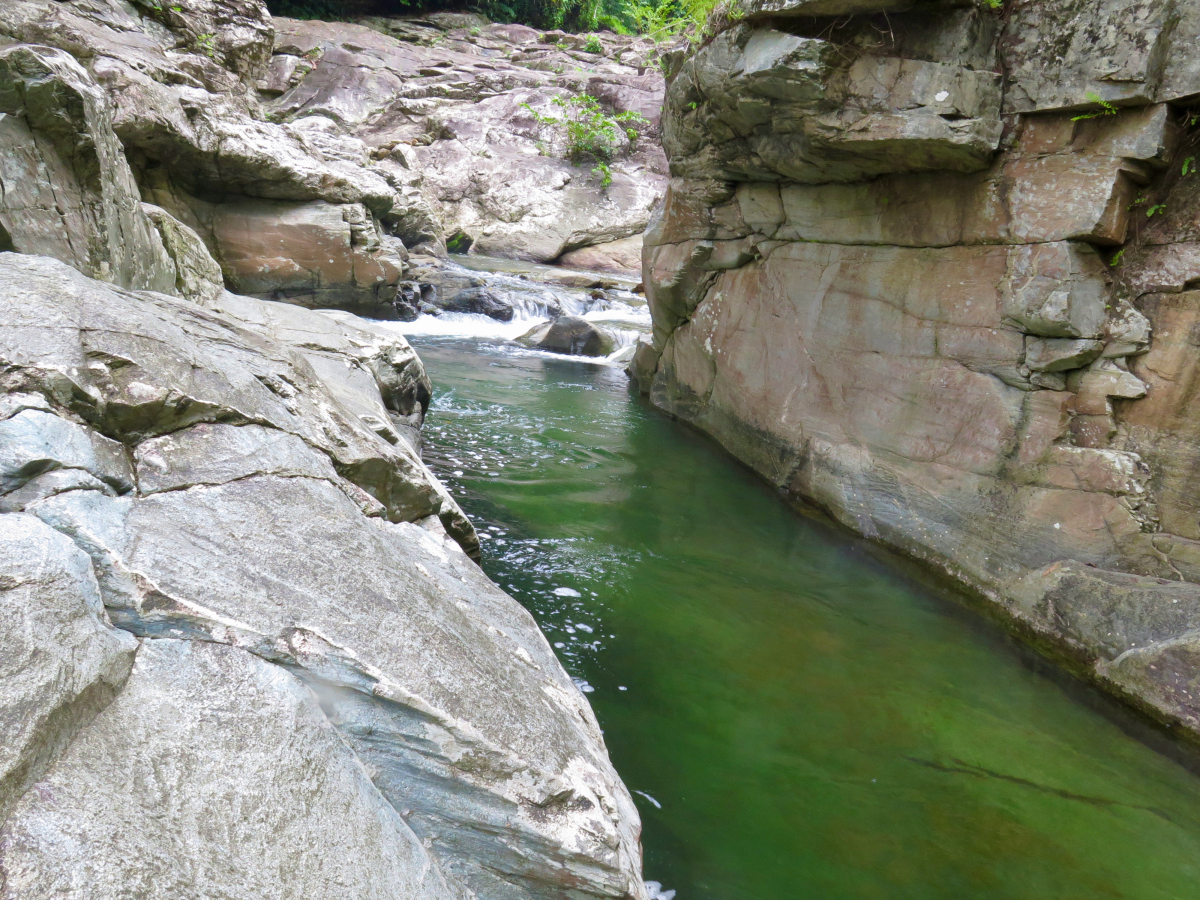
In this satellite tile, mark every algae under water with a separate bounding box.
[412,335,1200,900]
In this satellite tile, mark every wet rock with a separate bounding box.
[520,316,615,356]
[437,285,516,321]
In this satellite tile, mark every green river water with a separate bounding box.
[411,335,1200,900]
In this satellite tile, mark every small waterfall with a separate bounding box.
[391,255,650,365]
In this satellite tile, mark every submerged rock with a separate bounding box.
[520,316,615,356]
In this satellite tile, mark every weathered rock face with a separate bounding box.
[0,251,648,899]
[266,16,668,263]
[0,1,667,317]
[640,0,1200,739]
[0,44,176,292]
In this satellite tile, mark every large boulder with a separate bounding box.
[520,316,615,356]
[209,198,410,318]
[0,252,648,900]
[0,44,175,293]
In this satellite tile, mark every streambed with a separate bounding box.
[389,265,1200,900]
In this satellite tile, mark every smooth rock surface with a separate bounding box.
[0,514,136,824]
[0,638,469,900]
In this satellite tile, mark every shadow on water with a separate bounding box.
[412,336,1200,900]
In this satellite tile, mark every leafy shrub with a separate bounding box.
[583,33,604,52]
[266,0,721,37]
[524,93,646,162]
[523,93,646,189]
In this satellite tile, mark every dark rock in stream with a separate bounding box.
[436,285,516,321]
[519,316,615,357]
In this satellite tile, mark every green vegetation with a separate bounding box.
[583,33,604,52]
[524,94,646,160]
[523,93,646,189]
[265,0,722,38]
[1071,91,1119,121]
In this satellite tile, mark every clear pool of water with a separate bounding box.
[412,333,1200,900]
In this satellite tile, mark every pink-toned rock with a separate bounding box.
[211,199,407,318]
[558,235,643,276]
[641,8,1200,740]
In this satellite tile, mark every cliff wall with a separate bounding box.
[637,0,1200,739]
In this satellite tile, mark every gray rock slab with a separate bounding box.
[0,513,136,823]
[0,409,133,495]
[134,423,339,495]
[26,473,645,900]
[0,638,471,900]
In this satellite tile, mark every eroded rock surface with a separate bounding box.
[0,1,667,316]
[639,0,1200,738]
[0,252,647,899]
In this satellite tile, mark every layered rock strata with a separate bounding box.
[638,0,1200,738]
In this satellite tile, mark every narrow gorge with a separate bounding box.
[4,0,1200,897]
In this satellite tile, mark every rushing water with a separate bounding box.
[393,283,1200,900]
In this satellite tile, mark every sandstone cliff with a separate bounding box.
[0,2,650,896]
[637,0,1200,740]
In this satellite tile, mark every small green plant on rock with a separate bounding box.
[524,94,647,160]
[1071,91,1119,121]
[584,34,604,53]
[523,93,646,191]
[196,32,217,58]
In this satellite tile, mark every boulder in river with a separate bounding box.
[520,316,615,356]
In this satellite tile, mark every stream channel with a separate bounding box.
[390,257,1200,900]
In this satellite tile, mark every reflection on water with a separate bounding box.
[414,335,1200,900]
